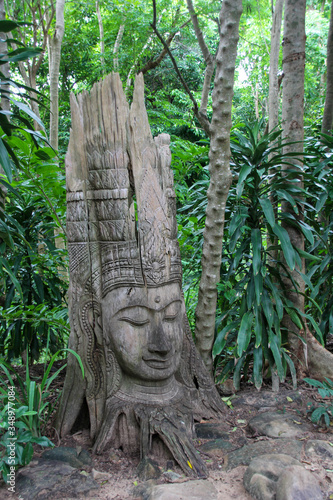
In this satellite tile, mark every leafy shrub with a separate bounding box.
[0,349,84,481]
[213,121,323,389]
[304,377,333,427]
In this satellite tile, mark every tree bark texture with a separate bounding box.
[281,0,307,375]
[268,0,284,134]
[96,0,105,72]
[322,0,333,134]
[49,0,65,150]
[55,73,224,478]
[113,23,125,71]
[194,0,243,374]
[0,0,9,204]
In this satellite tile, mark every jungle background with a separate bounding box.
[1,0,333,478]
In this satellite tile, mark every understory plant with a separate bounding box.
[304,377,333,427]
[212,121,326,390]
[0,349,84,481]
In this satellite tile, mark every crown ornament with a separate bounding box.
[66,73,182,298]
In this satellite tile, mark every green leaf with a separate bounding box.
[276,189,298,213]
[251,228,261,275]
[297,249,321,262]
[32,436,54,447]
[253,346,263,390]
[0,137,12,181]
[254,272,263,305]
[259,197,275,227]
[298,221,314,245]
[237,312,253,356]
[254,311,263,347]
[305,314,324,345]
[262,290,274,328]
[233,354,246,391]
[0,20,23,33]
[272,224,296,270]
[237,164,253,197]
[213,320,239,357]
[6,47,43,63]
[268,331,284,381]
[22,442,34,465]
[285,307,303,329]
[282,351,297,389]
[11,99,45,130]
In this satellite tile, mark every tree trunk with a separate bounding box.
[268,0,284,134]
[96,0,105,73]
[194,0,243,374]
[0,0,9,205]
[55,73,224,478]
[322,0,333,134]
[0,0,10,114]
[281,0,307,376]
[49,0,65,151]
[279,0,333,383]
[113,23,125,71]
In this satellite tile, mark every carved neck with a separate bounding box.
[117,374,180,404]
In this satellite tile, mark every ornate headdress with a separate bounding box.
[66,73,182,299]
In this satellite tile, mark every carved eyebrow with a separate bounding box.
[162,300,182,312]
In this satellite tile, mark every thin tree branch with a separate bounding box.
[186,0,215,119]
[151,0,210,135]
[139,18,190,74]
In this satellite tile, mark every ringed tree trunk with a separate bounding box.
[55,73,225,478]
[281,0,333,380]
[322,0,333,134]
[194,0,243,374]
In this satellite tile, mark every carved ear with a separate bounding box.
[80,298,103,345]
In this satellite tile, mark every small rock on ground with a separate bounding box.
[148,479,218,500]
[15,458,99,500]
[42,446,92,468]
[243,454,323,500]
[276,465,324,500]
[224,439,304,470]
[248,411,311,438]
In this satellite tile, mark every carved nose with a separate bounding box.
[148,322,170,356]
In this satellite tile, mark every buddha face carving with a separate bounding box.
[101,283,184,382]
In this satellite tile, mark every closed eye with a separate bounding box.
[163,300,181,322]
[118,317,149,327]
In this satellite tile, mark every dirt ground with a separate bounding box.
[2,361,333,499]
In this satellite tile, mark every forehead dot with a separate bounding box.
[155,296,161,304]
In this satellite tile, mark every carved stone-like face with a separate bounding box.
[102,283,184,382]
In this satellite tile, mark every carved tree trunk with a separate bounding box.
[194,0,243,373]
[56,73,224,478]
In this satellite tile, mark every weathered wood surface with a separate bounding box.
[56,73,224,477]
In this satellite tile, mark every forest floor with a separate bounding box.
[1,361,333,499]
